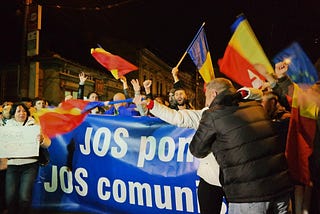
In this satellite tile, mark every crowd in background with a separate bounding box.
[0,62,319,214]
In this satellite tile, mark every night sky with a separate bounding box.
[1,0,320,73]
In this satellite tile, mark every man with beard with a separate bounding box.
[171,67,194,110]
[172,88,194,110]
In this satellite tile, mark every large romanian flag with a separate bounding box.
[285,83,318,185]
[91,47,138,79]
[37,99,135,138]
[37,100,102,138]
[187,25,215,83]
[218,15,274,88]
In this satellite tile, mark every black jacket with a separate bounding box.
[189,89,292,203]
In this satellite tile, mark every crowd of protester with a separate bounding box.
[0,62,319,214]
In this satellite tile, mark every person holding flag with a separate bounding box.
[273,42,319,85]
[170,67,194,110]
[256,61,320,214]
[176,22,215,84]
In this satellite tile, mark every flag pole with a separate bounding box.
[175,22,206,68]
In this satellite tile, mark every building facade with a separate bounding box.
[0,49,202,108]
[138,48,203,108]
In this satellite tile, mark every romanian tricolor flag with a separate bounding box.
[37,100,102,138]
[218,15,274,88]
[187,24,214,83]
[285,83,318,185]
[91,47,138,79]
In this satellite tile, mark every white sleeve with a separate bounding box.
[150,101,204,129]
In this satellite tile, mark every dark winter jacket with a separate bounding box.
[189,89,293,203]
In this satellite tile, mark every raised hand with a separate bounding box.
[143,80,152,89]
[143,80,152,95]
[119,76,128,89]
[275,61,289,78]
[79,72,88,85]
[130,79,141,93]
[171,67,179,83]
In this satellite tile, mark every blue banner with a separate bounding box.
[31,114,227,213]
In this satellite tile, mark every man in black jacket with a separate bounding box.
[189,78,293,214]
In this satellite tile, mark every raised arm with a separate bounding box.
[172,67,180,83]
[274,61,289,79]
[273,61,294,98]
[143,80,153,99]
[130,79,148,116]
[171,67,183,89]
[119,76,129,98]
[77,72,88,99]
[254,62,292,108]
